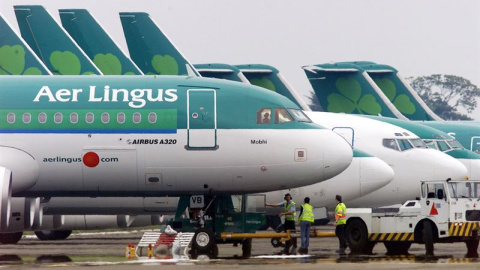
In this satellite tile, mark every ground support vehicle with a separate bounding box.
[168,194,266,258]
[344,180,480,256]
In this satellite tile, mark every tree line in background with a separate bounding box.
[406,75,480,120]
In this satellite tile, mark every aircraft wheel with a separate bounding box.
[384,242,411,255]
[0,232,23,244]
[35,230,72,241]
[423,220,434,256]
[192,228,216,254]
[242,239,252,258]
[345,219,369,254]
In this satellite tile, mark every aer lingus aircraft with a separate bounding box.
[302,62,480,154]
[0,14,356,244]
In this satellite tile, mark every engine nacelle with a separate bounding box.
[0,147,39,194]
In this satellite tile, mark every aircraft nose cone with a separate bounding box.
[359,156,395,196]
[431,150,468,180]
[322,131,353,180]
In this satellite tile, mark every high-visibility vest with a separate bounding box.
[284,201,296,221]
[335,202,347,225]
[298,203,314,223]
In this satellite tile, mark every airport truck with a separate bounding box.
[344,180,480,256]
[168,194,266,258]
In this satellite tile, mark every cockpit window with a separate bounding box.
[397,139,413,151]
[287,109,312,123]
[409,138,427,148]
[257,108,271,124]
[424,140,438,150]
[383,139,399,151]
[446,140,464,150]
[437,140,451,152]
[274,108,293,124]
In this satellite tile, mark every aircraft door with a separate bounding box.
[187,89,217,148]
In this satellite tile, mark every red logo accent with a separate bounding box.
[83,152,100,167]
[430,203,438,215]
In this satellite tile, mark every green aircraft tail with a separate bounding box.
[235,64,311,110]
[353,62,442,121]
[14,5,101,75]
[120,12,199,76]
[59,9,142,75]
[194,63,247,83]
[303,62,407,119]
[0,13,50,75]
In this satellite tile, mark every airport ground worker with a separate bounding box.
[266,193,297,255]
[298,197,314,254]
[334,194,347,255]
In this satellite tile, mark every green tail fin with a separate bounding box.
[59,9,142,75]
[235,64,310,110]
[354,62,442,121]
[14,5,101,75]
[194,63,247,83]
[0,13,50,75]
[303,62,407,119]
[120,12,199,76]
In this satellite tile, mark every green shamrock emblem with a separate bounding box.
[0,45,42,75]
[50,51,94,75]
[93,53,121,75]
[374,78,416,115]
[250,78,276,91]
[150,54,178,75]
[327,77,381,115]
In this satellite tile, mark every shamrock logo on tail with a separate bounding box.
[148,54,179,75]
[374,78,416,115]
[0,45,43,75]
[50,51,95,75]
[250,78,276,91]
[327,77,381,115]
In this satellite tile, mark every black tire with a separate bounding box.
[35,230,72,241]
[345,219,369,254]
[0,232,23,244]
[465,239,479,257]
[423,220,434,256]
[242,239,252,258]
[384,242,411,255]
[271,237,284,248]
[192,228,216,254]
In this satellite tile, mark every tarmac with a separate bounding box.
[0,228,479,269]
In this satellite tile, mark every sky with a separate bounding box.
[1,0,479,119]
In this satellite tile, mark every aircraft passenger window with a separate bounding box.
[447,140,464,149]
[7,113,15,124]
[274,108,293,124]
[117,113,125,124]
[382,139,399,151]
[148,112,157,123]
[85,113,94,124]
[409,138,427,148]
[23,113,31,124]
[437,141,451,152]
[70,113,78,124]
[424,140,438,150]
[287,109,312,123]
[54,113,62,124]
[101,113,110,124]
[257,108,271,124]
[133,112,141,124]
[38,112,47,124]
[397,139,413,151]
